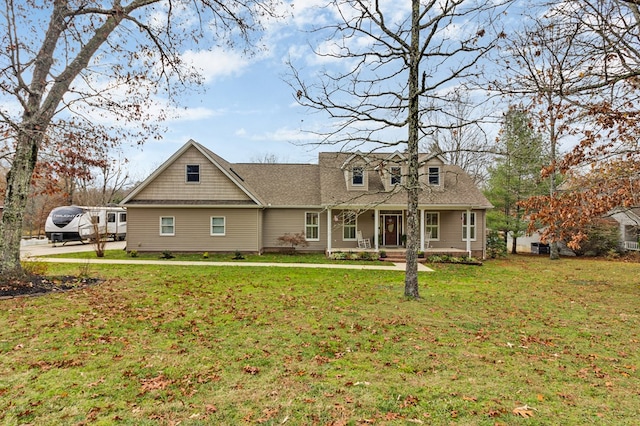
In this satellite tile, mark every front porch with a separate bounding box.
[325,207,482,258]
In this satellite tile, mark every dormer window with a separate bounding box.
[390,166,402,185]
[428,166,440,185]
[352,166,364,186]
[186,164,200,183]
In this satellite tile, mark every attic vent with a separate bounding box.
[229,167,244,181]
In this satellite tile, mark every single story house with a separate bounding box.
[610,207,640,251]
[121,140,493,258]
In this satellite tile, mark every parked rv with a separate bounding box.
[45,206,127,243]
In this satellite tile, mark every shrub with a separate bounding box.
[379,250,387,258]
[358,251,373,261]
[486,230,507,259]
[160,251,175,259]
[570,219,620,257]
[233,250,245,260]
[202,252,209,259]
[276,232,309,252]
[331,251,347,260]
[128,250,138,258]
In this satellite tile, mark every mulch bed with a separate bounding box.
[0,275,103,299]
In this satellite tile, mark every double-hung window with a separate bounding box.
[210,217,225,236]
[352,167,364,186]
[343,212,356,240]
[462,212,476,241]
[428,166,440,185]
[186,164,200,183]
[424,212,439,240]
[305,212,319,241]
[390,166,402,185]
[160,216,175,236]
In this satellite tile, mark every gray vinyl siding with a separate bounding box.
[135,146,251,201]
[330,209,376,249]
[262,208,327,251]
[428,210,485,252]
[126,207,260,252]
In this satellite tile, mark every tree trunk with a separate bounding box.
[404,0,421,299]
[0,132,41,279]
[511,235,517,254]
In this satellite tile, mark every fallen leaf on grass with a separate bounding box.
[243,365,260,375]
[512,404,536,418]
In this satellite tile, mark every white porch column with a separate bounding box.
[374,208,379,250]
[419,208,424,251]
[327,209,332,254]
[466,207,472,257]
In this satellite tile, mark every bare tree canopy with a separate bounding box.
[289,0,510,297]
[0,0,280,279]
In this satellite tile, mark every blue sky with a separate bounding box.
[121,0,523,181]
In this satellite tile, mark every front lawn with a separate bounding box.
[1,256,638,424]
[41,249,387,265]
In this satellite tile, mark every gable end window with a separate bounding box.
[352,166,364,186]
[186,164,200,183]
[305,212,319,241]
[428,167,440,185]
[160,216,175,236]
[390,166,402,185]
[210,216,225,236]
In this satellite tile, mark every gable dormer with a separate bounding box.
[421,154,446,189]
[341,152,370,191]
[377,151,407,192]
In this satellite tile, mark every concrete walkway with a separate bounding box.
[20,240,433,272]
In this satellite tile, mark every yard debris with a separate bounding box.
[512,404,536,418]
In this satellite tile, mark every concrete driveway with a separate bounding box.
[20,240,126,259]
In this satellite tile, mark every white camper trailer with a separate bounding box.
[45,206,127,243]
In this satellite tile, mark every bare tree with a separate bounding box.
[424,88,495,187]
[0,0,279,279]
[290,0,509,298]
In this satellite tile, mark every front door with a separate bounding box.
[383,215,400,246]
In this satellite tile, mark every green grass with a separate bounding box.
[1,255,639,424]
[42,249,388,265]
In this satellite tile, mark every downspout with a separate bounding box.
[419,208,424,251]
[327,208,332,255]
[374,208,379,250]
[466,207,472,258]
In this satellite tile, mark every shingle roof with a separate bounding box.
[317,152,492,208]
[124,140,492,209]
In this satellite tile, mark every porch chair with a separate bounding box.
[357,230,371,249]
[425,231,431,249]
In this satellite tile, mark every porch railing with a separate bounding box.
[624,241,640,251]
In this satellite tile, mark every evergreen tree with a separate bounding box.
[485,107,548,253]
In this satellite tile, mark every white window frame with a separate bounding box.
[119,212,127,223]
[186,164,200,183]
[428,166,440,186]
[210,216,226,236]
[390,166,402,185]
[305,212,320,241]
[462,212,476,241]
[160,216,175,236]
[352,166,364,186]
[424,212,440,240]
[343,212,357,241]
[107,212,116,223]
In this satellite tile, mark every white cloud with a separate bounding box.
[180,48,251,83]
